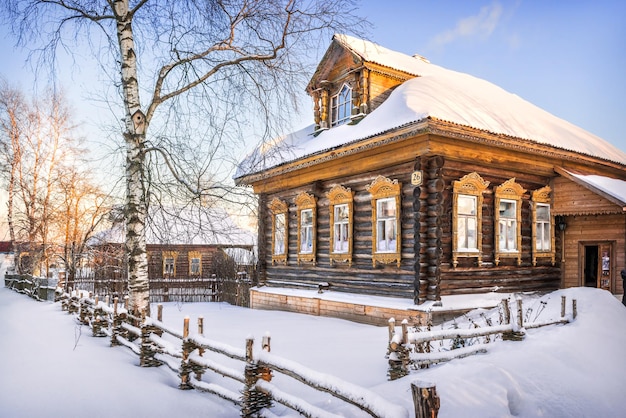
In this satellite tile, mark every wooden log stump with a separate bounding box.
[411,380,440,418]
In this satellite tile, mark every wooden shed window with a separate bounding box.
[453,172,489,268]
[296,192,317,265]
[531,186,555,266]
[367,176,402,267]
[326,184,354,266]
[163,251,178,277]
[331,84,352,127]
[189,251,201,276]
[269,198,288,265]
[494,178,525,266]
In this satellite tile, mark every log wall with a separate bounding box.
[261,161,416,299]
[259,156,566,302]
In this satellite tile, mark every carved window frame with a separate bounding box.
[531,186,555,266]
[494,178,526,266]
[188,251,202,276]
[269,198,288,265]
[367,176,402,268]
[326,185,355,266]
[330,83,352,127]
[452,172,489,268]
[295,192,317,265]
[163,251,178,278]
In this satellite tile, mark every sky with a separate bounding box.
[1,281,626,417]
[0,1,624,152]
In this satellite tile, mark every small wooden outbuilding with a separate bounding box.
[235,34,626,324]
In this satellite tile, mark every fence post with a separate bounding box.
[411,380,440,418]
[157,304,163,322]
[92,297,107,338]
[516,297,523,329]
[501,299,510,325]
[572,299,577,319]
[111,297,122,347]
[194,316,205,381]
[388,318,396,343]
[179,317,193,390]
[561,295,566,318]
[139,309,162,367]
[242,337,272,417]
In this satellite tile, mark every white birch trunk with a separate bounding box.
[114,0,149,315]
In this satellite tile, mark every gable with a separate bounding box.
[553,175,624,215]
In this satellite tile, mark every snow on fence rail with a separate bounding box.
[4,274,57,301]
[387,295,577,379]
[55,290,408,418]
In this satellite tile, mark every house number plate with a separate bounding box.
[411,170,423,186]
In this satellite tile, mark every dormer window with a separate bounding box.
[331,84,352,127]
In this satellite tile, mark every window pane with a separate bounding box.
[377,198,396,218]
[377,219,396,252]
[537,204,550,221]
[458,195,476,216]
[499,200,515,218]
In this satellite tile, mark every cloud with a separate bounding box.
[430,2,503,48]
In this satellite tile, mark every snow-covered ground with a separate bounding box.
[1,286,625,417]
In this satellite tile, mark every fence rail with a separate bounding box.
[55,290,408,418]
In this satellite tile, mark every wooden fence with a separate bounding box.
[67,274,252,307]
[387,295,577,380]
[57,290,409,418]
[4,274,57,301]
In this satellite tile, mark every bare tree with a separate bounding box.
[0,82,106,276]
[56,163,111,290]
[1,0,366,315]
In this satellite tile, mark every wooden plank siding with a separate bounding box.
[560,215,625,293]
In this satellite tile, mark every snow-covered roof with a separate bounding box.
[235,35,626,179]
[90,206,255,247]
[564,170,626,209]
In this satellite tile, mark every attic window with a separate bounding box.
[330,84,352,127]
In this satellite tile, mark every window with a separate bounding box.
[163,251,178,277]
[376,198,397,253]
[457,194,478,251]
[535,204,550,251]
[300,209,314,254]
[269,198,288,265]
[452,172,489,268]
[494,178,525,266]
[327,184,354,266]
[296,192,317,265]
[367,176,402,267]
[189,251,201,276]
[498,200,517,252]
[333,204,350,253]
[531,186,555,266]
[330,84,352,127]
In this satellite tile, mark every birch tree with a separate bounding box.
[1,0,365,315]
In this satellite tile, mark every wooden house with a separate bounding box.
[84,206,255,298]
[235,34,626,325]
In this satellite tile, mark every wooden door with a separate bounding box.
[583,243,613,290]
